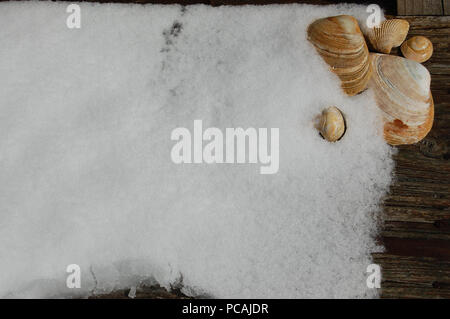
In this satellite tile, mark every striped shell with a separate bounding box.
[370,54,434,145]
[366,19,410,54]
[401,36,433,63]
[307,15,372,96]
[314,106,346,142]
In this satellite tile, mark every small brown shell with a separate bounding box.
[369,53,434,145]
[307,15,372,96]
[401,36,433,63]
[366,19,410,54]
[314,106,346,142]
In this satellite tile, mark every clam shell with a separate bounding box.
[369,53,434,145]
[366,19,409,54]
[314,106,346,142]
[401,36,433,63]
[307,15,372,96]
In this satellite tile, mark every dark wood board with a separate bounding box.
[375,15,450,299]
[397,0,445,15]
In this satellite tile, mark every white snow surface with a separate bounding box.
[0,2,394,298]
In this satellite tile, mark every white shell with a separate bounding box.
[315,106,346,142]
[369,54,434,145]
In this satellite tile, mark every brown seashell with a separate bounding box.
[401,36,433,63]
[369,53,434,145]
[314,106,346,142]
[366,19,409,54]
[307,15,372,96]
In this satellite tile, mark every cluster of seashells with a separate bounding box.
[308,15,434,145]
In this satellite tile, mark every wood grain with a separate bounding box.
[372,254,450,298]
[376,15,450,298]
[397,0,444,15]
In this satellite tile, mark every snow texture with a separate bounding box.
[0,2,394,298]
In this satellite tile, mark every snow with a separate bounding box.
[0,1,394,298]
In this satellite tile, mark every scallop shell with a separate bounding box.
[401,36,433,63]
[369,53,434,145]
[366,19,409,54]
[314,106,346,142]
[307,15,372,96]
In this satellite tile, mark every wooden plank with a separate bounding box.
[397,0,444,15]
[92,13,449,299]
[398,0,407,15]
[383,207,450,224]
[378,14,450,298]
[0,0,400,15]
[423,0,444,14]
[395,15,450,28]
[445,0,450,15]
[373,254,450,285]
[380,237,450,260]
[372,254,450,298]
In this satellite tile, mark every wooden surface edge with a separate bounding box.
[375,14,450,299]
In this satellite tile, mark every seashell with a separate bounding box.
[314,106,346,142]
[366,19,409,54]
[307,15,372,96]
[369,53,434,145]
[401,36,433,63]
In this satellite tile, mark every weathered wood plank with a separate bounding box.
[383,206,450,223]
[381,286,450,298]
[93,13,448,299]
[377,13,450,298]
[372,254,450,298]
[373,254,450,283]
[381,238,450,259]
[398,0,444,15]
[396,15,450,28]
[89,284,191,299]
[398,0,407,15]
[444,0,450,15]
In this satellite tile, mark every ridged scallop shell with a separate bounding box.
[370,54,434,145]
[401,36,433,63]
[307,15,372,96]
[314,106,346,142]
[366,19,409,54]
